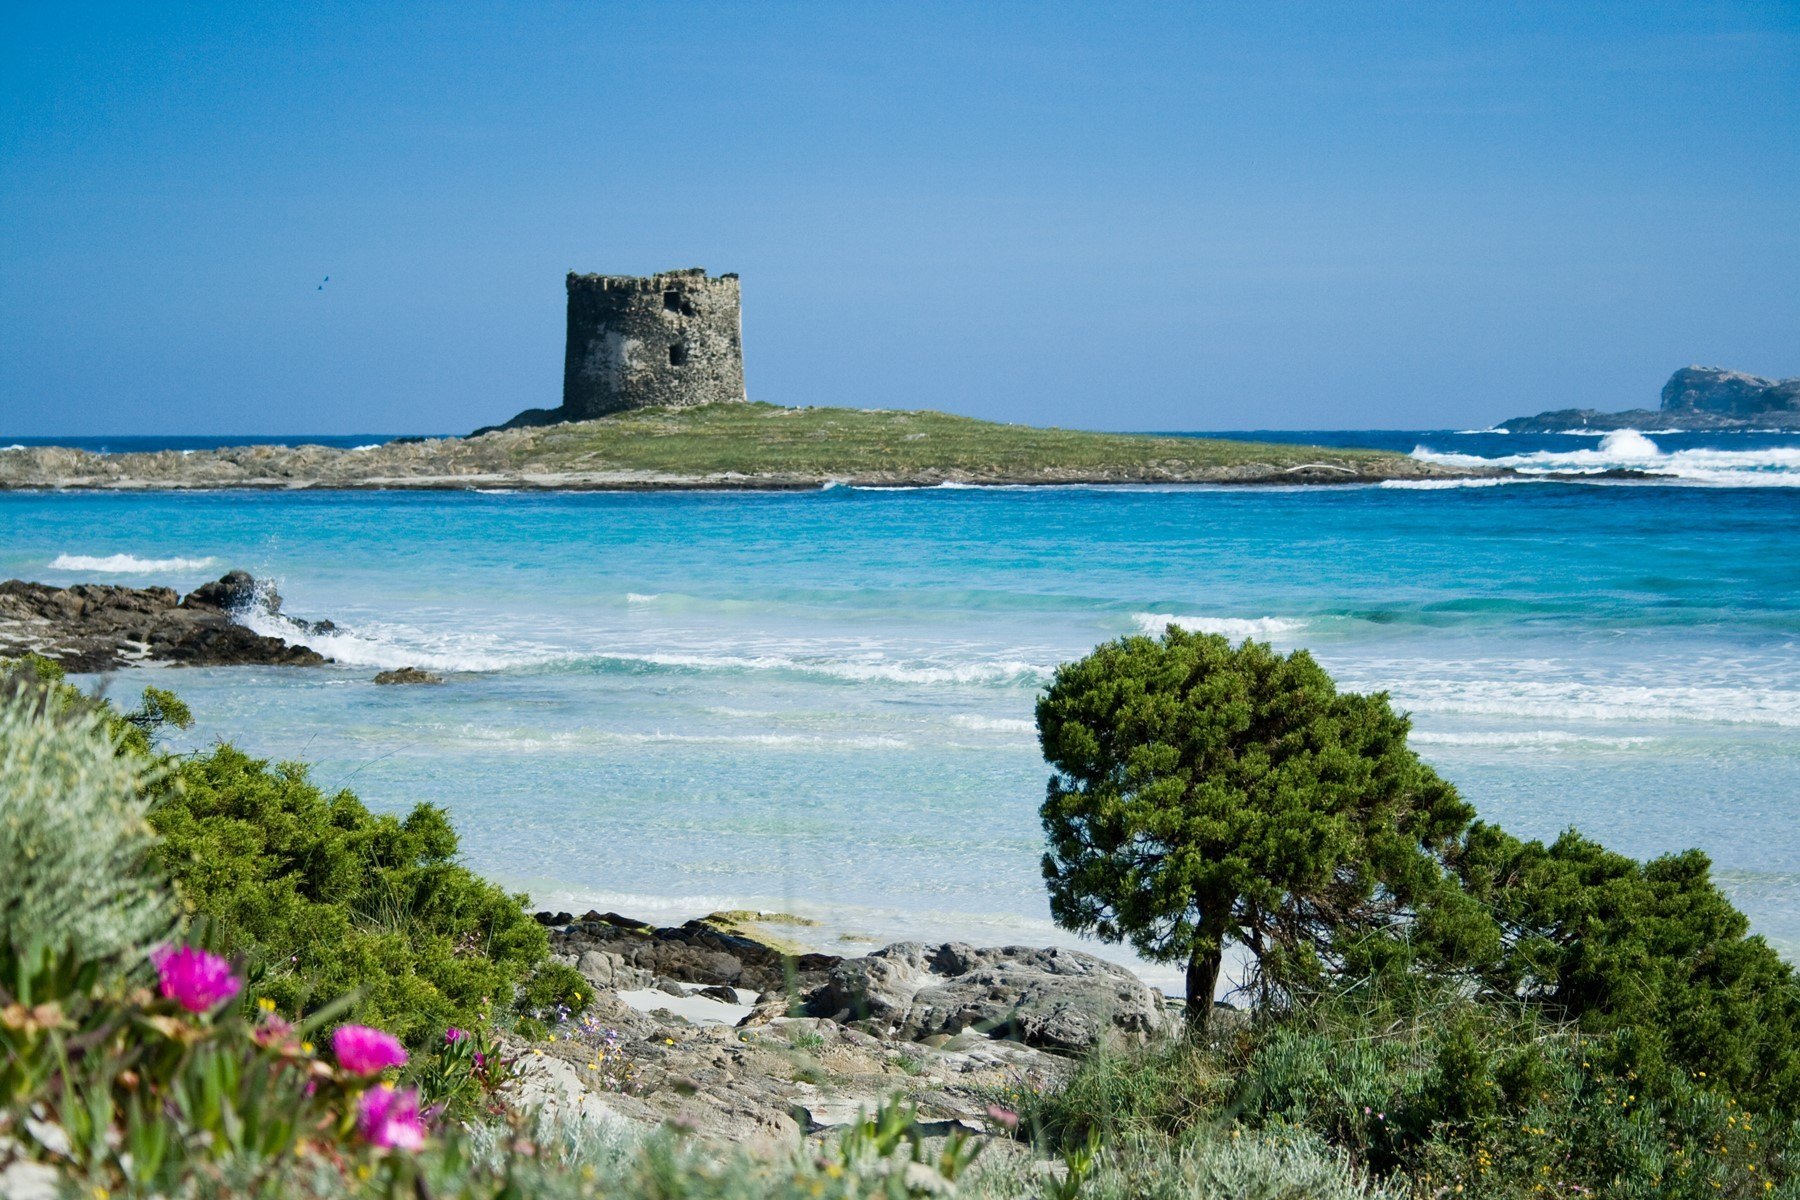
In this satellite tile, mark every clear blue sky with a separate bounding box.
[3,2,1796,435]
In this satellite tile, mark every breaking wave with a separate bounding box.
[949,713,1038,734]
[49,553,220,573]
[1410,730,1658,750]
[1394,678,1800,728]
[1411,430,1800,485]
[1131,612,1307,641]
[1379,478,1534,490]
[231,598,1055,686]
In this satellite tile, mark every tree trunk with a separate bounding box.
[1185,943,1223,1031]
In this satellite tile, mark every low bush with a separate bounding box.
[151,742,585,1046]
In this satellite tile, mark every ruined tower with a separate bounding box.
[562,269,745,417]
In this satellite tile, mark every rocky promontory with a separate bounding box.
[0,403,1475,490]
[0,570,330,671]
[510,909,1178,1145]
[1503,366,1800,432]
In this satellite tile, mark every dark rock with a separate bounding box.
[1503,366,1800,432]
[180,569,262,613]
[814,942,1166,1052]
[373,667,444,685]
[1662,366,1800,418]
[548,915,841,997]
[535,912,575,927]
[696,985,741,1004]
[0,573,329,671]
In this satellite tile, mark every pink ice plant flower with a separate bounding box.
[332,1024,409,1075]
[444,1027,465,1044]
[151,946,241,1013]
[356,1084,427,1151]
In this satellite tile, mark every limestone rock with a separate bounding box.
[373,666,444,685]
[815,942,1166,1052]
[1504,366,1800,432]
[547,911,840,996]
[0,571,329,672]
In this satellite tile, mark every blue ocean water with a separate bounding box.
[2,429,1797,992]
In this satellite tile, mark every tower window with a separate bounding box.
[663,290,696,317]
[669,342,689,366]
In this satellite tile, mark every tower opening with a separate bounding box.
[663,290,696,317]
[669,342,689,367]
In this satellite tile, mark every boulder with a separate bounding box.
[373,666,444,685]
[814,942,1165,1052]
[573,949,654,992]
[548,913,840,996]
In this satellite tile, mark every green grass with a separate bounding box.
[496,403,1427,483]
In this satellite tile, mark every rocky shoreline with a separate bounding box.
[507,909,1178,1146]
[0,570,331,671]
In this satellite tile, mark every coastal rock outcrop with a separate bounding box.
[0,570,329,671]
[542,912,1169,1055]
[543,911,841,996]
[1503,366,1800,432]
[815,942,1167,1052]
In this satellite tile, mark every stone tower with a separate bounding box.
[562,269,745,417]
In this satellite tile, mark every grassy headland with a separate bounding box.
[0,403,1471,490]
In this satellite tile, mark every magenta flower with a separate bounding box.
[444,1027,465,1044]
[332,1024,408,1075]
[356,1085,426,1151]
[151,946,241,1013]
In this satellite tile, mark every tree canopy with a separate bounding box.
[1037,628,1474,1026]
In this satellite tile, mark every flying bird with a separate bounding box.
[317,275,329,291]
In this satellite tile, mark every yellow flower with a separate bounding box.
[257,997,276,1013]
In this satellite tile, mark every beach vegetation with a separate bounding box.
[506,402,1413,482]
[151,742,588,1047]
[1036,628,1475,1027]
[1441,822,1800,1114]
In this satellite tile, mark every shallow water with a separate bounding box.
[3,432,1797,994]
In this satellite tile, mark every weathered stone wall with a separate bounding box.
[563,269,745,417]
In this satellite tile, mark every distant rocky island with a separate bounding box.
[1503,366,1800,433]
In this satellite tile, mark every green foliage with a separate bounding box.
[1022,980,1800,1200]
[0,678,177,968]
[1037,629,1474,1024]
[1444,822,1800,1114]
[511,402,1410,482]
[149,743,555,1046]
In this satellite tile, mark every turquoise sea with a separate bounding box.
[2,428,1797,994]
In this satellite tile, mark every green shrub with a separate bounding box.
[1445,823,1800,1114]
[149,743,559,1046]
[0,676,177,966]
[1037,629,1474,1026]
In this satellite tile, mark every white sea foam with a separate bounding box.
[1411,430,1800,485]
[1130,612,1307,640]
[1379,478,1533,490]
[445,725,911,752]
[1410,730,1657,750]
[596,650,1053,687]
[2,444,25,452]
[49,553,220,573]
[1394,678,1800,728]
[234,603,553,672]
[625,593,660,604]
[232,599,1055,686]
[950,713,1038,733]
